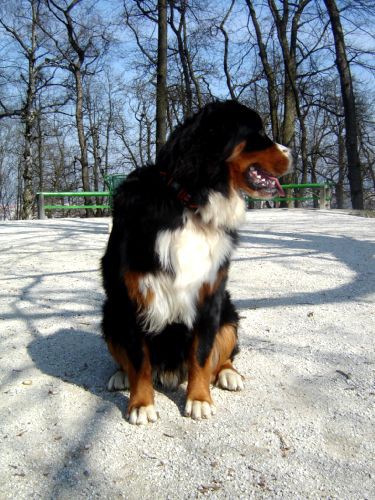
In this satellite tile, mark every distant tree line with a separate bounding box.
[0,0,374,219]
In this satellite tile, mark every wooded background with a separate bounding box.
[0,0,374,219]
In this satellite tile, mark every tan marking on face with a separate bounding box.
[226,140,246,161]
[227,143,291,194]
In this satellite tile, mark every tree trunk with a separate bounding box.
[21,47,36,219]
[336,123,345,208]
[310,158,319,208]
[267,0,296,148]
[75,69,90,193]
[219,0,236,101]
[156,0,168,155]
[183,12,203,110]
[36,106,44,192]
[323,0,364,209]
[21,0,38,220]
[246,0,280,142]
[21,112,34,220]
[104,80,113,180]
[169,1,193,117]
[282,84,297,148]
[296,112,309,207]
[91,124,101,214]
[86,88,100,197]
[267,0,312,194]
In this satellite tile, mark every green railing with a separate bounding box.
[37,182,333,219]
[249,182,333,209]
[36,175,127,219]
[36,191,110,219]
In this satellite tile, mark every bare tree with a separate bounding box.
[156,0,168,153]
[218,0,236,101]
[0,0,49,218]
[0,122,18,219]
[323,0,364,209]
[43,0,110,198]
[169,1,194,116]
[246,0,280,142]
[267,0,311,148]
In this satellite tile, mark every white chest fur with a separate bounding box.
[138,191,245,333]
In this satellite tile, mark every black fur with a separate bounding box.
[101,100,287,416]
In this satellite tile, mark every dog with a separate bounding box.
[101,100,291,424]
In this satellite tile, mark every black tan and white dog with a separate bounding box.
[101,100,291,424]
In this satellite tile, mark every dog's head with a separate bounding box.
[156,100,292,203]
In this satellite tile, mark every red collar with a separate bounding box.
[159,171,199,210]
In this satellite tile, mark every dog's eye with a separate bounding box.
[245,130,273,152]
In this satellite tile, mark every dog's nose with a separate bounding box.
[277,143,290,155]
[276,143,293,173]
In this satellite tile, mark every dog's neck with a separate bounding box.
[195,190,246,230]
[159,171,199,210]
[159,170,246,229]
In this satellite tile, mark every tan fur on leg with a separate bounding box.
[211,324,244,391]
[185,338,216,419]
[106,340,157,424]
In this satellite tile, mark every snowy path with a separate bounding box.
[0,210,374,498]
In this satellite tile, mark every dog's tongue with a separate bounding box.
[270,176,285,197]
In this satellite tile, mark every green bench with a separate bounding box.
[36,174,128,219]
[36,191,110,219]
[248,183,333,209]
[36,180,332,219]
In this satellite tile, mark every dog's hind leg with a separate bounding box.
[107,370,129,391]
[184,321,243,419]
[212,323,244,391]
[212,292,244,391]
[107,338,130,390]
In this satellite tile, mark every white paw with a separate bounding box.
[185,399,216,420]
[107,370,129,391]
[128,405,158,425]
[217,368,244,391]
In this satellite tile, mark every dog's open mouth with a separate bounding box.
[246,165,285,197]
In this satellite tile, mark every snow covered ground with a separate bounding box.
[0,209,374,499]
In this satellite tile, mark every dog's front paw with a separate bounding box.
[216,368,244,391]
[184,399,216,420]
[107,370,129,391]
[127,405,158,425]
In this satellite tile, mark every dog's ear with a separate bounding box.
[156,100,269,200]
[156,112,205,185]
[157,104,245,188]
